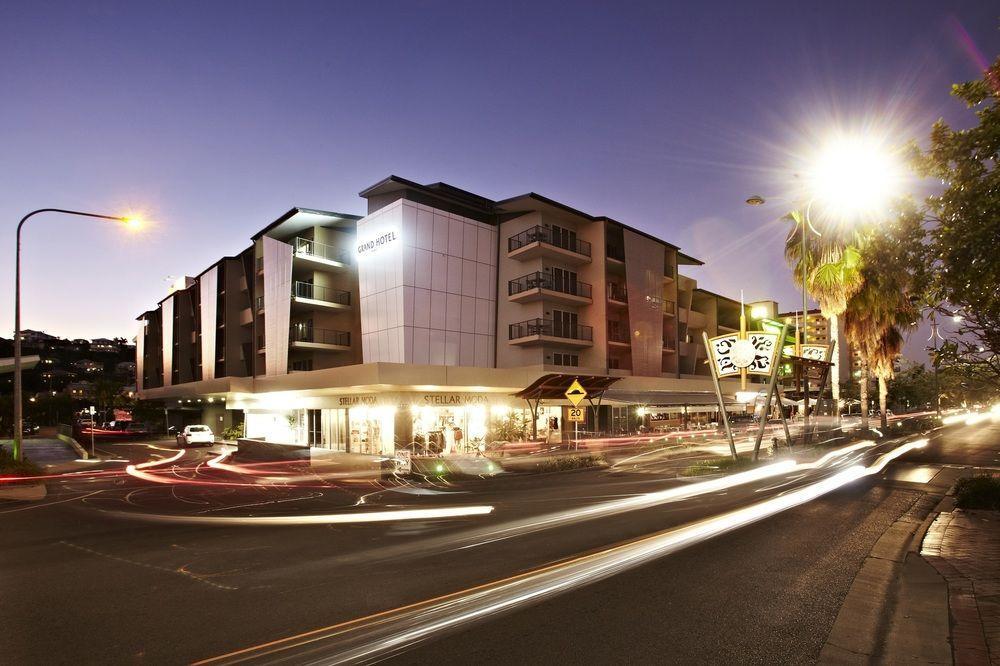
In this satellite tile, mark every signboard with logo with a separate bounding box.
[356,229,399,258]
[707,332,780,377]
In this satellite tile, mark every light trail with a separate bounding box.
[195,438,927,665]
[102,505,495,525]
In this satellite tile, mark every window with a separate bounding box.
[551,310,578,338]
[608,357,621,370]
[291,359,313,372]
[552,353,579,367]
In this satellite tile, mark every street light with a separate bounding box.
[12,208,143,461]
[745,130,905,430]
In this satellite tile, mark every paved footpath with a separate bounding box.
[922,509,1000,665]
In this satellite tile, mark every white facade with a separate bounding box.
[357,199,497,367]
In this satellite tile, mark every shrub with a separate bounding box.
[954,475,1000,511]
[0,445,43,477]
[534,455,606,473]
[681,456,759,477]
[221,422,245,441]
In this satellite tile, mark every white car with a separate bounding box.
[176,425,215,447]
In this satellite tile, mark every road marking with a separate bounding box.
[60,540,237,591]
[0,490,103,514]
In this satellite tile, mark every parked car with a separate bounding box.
[22,420,40,436]
[176,425,215,447]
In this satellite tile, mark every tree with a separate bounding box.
[911,57,1000,393]
[784,211,866,417]
[842,202,924,428]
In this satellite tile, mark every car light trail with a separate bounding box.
[195,438,927,666]
[102,505,494,525]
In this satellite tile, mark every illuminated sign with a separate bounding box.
[356,229,399,257]
[708,332,780,377]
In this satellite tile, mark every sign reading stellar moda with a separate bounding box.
[356,229,399,258]
[708,332,780,377]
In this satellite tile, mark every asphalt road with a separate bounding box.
[0,418,991,665]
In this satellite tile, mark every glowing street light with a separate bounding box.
[746,130,904,430]
[12,208,146,462]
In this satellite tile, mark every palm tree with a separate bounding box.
[784,211,866,418]
[872,327,904,428]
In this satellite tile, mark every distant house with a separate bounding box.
[115,361,137,379]
[73,359,102,374]
[65,380,95,399]
[19,329,58,348]
[91,338,121,353]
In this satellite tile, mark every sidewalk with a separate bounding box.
[922,508,1000,665]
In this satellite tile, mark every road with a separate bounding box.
[0,417,993,665]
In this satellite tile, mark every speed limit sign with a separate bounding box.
[567,407,585,422]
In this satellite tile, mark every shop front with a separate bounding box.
[241,390,522,457]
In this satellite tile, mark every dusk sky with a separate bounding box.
[2,1,997,362]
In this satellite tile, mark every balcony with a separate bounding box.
[608,326,630,346]
[606,244,625,262]
[508,318,593,348]
[662,300,676,316]
[289,326,351,352]
[507,226,592,265]
[292,237,352,269]
[291,281,351,312]
[508,272,593,306]
[607,284,628,306]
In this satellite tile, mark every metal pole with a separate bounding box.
[753,324,788,460]
[12,208,131,461]
[801,212,810,435]
[930,311,941,417]
[702,331,737,460]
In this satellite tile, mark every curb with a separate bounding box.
[57,433,89,460]
[0,482,48,501]
[819,490,946,664]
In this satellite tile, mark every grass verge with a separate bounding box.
[0,445,43,477]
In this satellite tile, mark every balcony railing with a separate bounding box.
[606,244,625,262]
[507,226,591,258]
[255,295,264,311]
[290,326,351,347]
[662,300,676,315]
[292,281,351,306]
[508,318,593,342]
[508,272,592,298]
[293,237,352,265]
[608,326,630,344]
[607,284,628,302]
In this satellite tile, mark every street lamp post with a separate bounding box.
[746,197,814,433]
[12,209,141,461]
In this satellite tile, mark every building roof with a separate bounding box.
[512,373,621,401]
[251,207,361,241]
[360,175,703,262]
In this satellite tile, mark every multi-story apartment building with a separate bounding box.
[136,176,761,455]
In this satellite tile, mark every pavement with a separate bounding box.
[0,417,993,664]
[923,507,1000,664]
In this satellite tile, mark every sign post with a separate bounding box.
[88,405,96,457]
[704,328,782,461]
[565,379,587,451]
[752,323,788,460]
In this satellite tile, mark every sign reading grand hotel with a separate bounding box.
[357,229,398,257]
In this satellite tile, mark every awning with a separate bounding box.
[602,389,740,407]
[512,373,621,401]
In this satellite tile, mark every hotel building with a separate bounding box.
[136,176,761,455]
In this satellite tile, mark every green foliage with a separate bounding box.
[0,445,43,477]
[533,455,606,473]
[681,456,759,477]
[954,475,1000,511]
[221,422,245,441]
[487,411,529,443]
[911,57,1000,392]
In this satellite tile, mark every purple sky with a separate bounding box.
[2,1,997,362]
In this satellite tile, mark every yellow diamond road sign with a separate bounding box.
[565,379,587,407]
